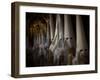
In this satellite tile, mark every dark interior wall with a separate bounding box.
[81,15,89,48]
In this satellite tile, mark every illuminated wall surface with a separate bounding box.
[26,13,89,67]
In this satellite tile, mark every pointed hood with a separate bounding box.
[64,15,75,48]
[76,15,88,52]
